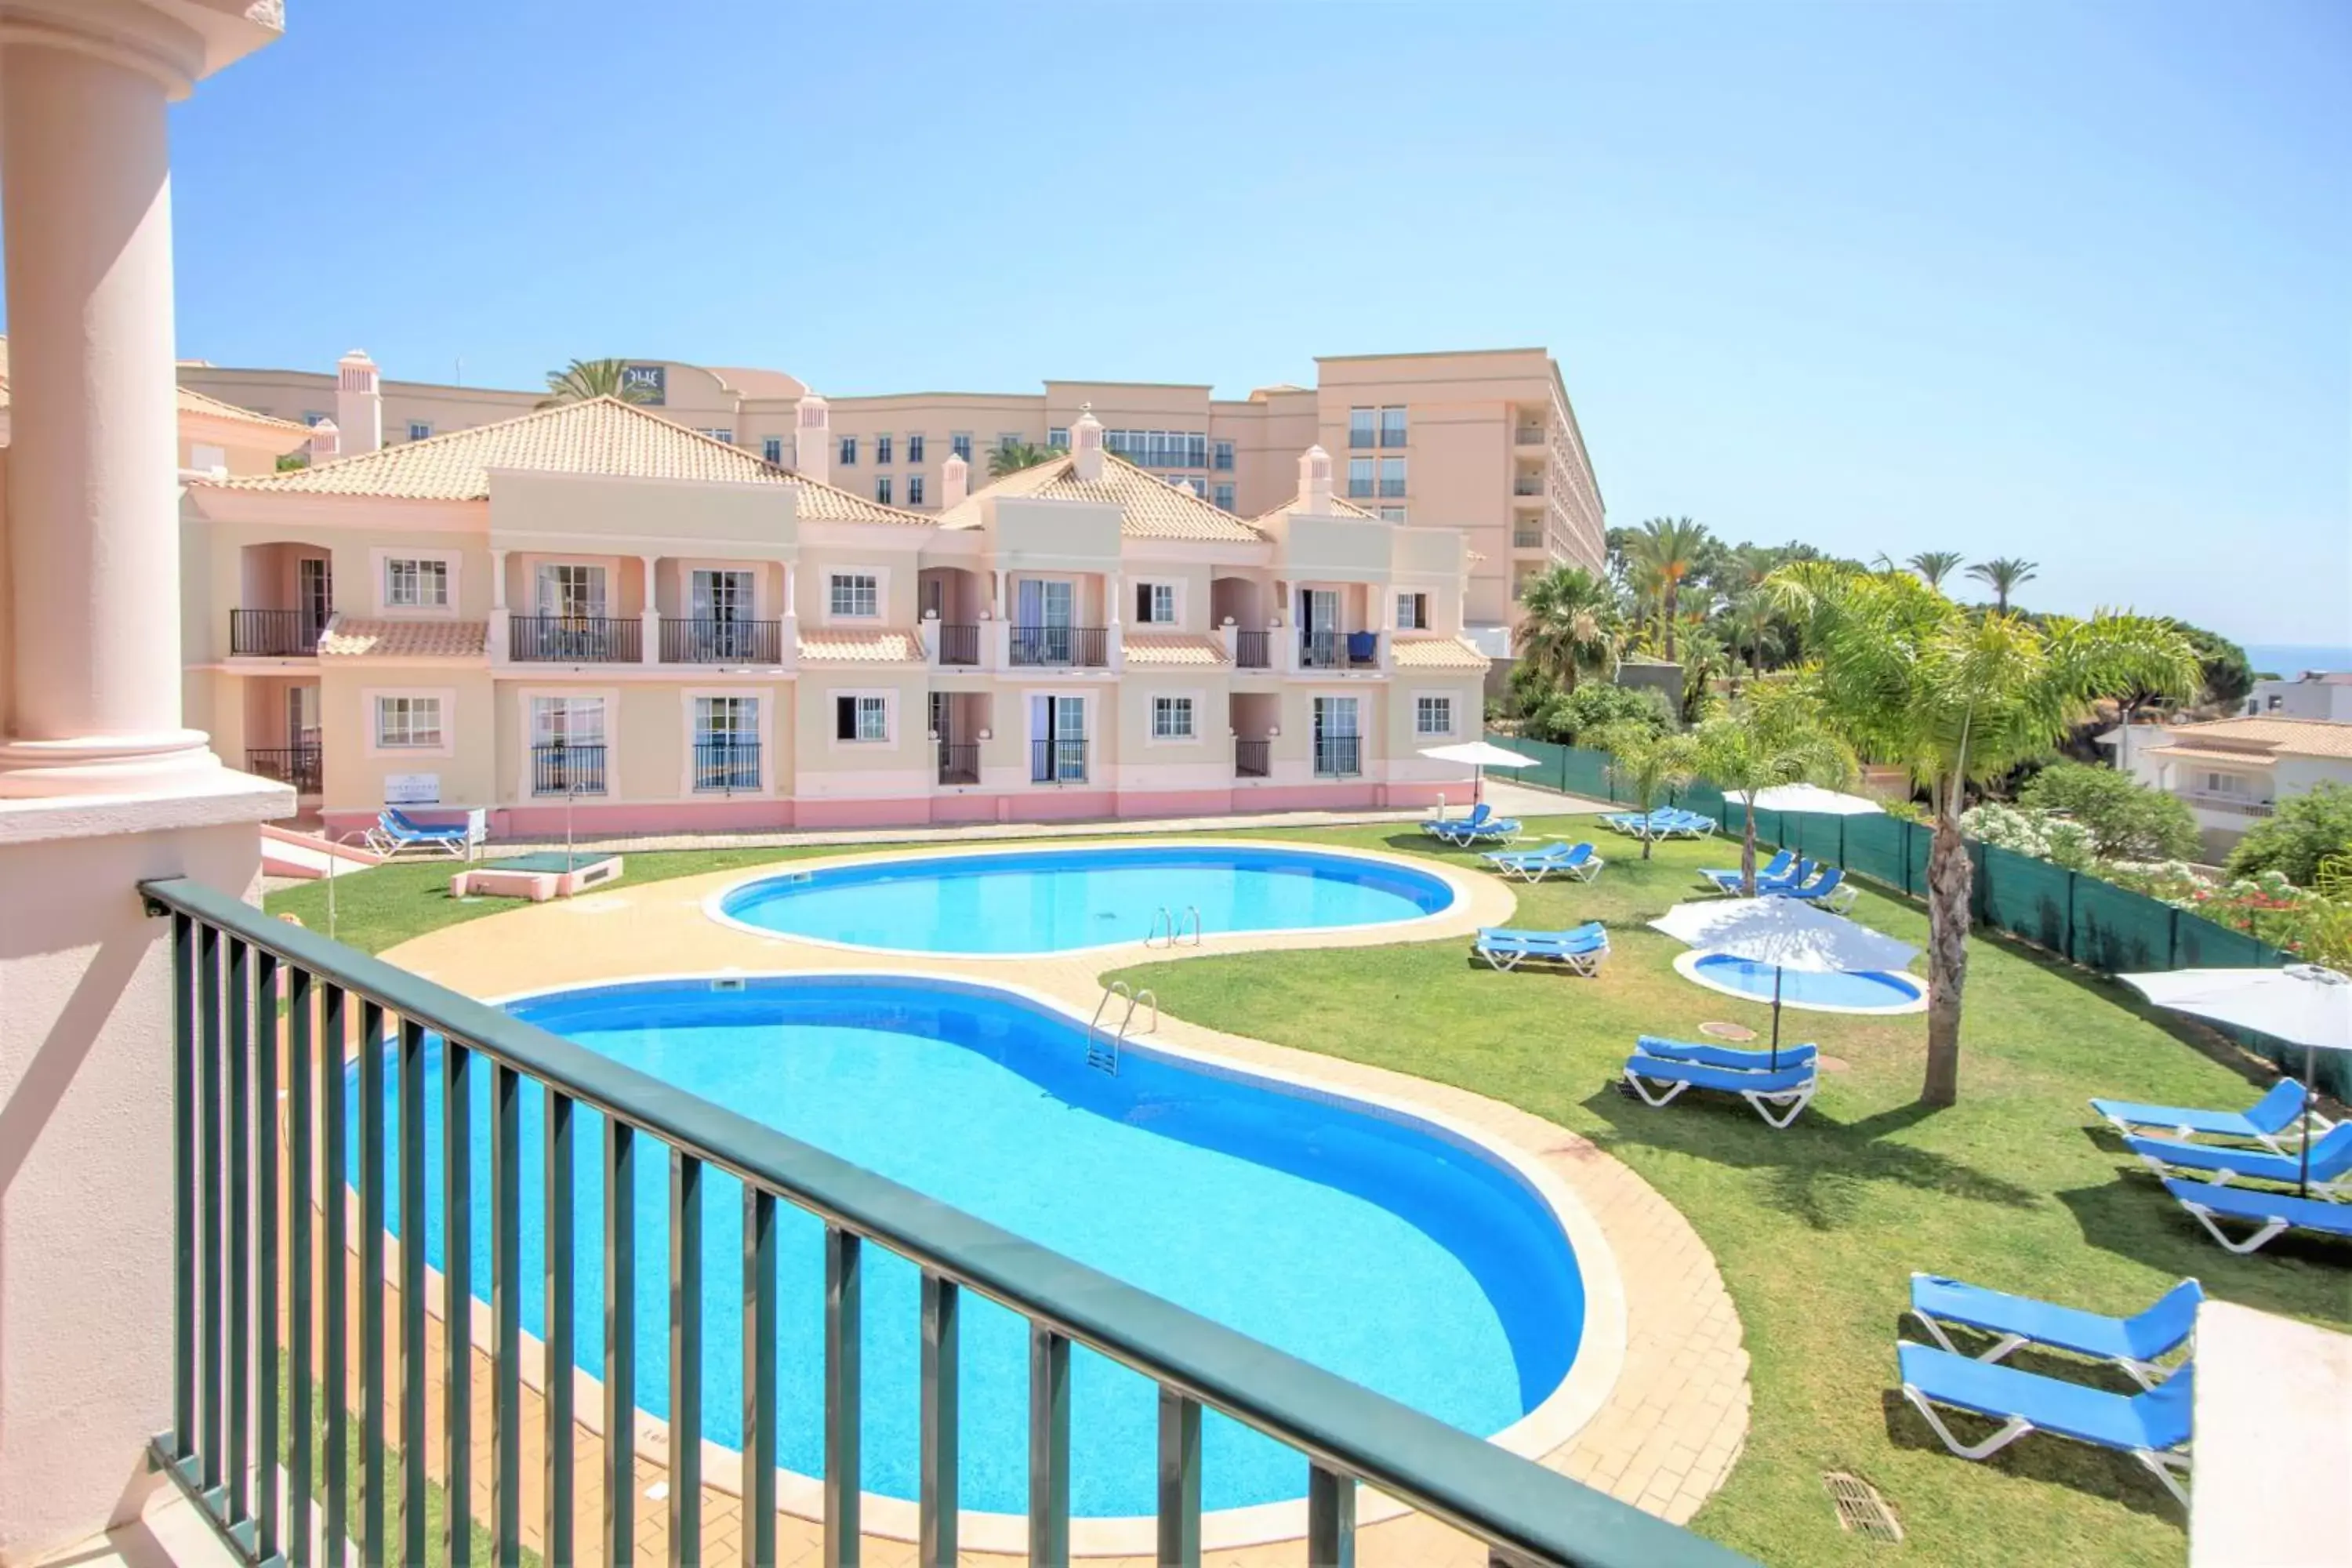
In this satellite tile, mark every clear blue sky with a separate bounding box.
[122,2,2352,643]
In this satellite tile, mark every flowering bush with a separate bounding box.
[1960,803,2096,870]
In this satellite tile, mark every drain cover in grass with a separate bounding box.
[1823,1472,1902,1543]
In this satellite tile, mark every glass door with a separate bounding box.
[691,568,756,659]
[1313,695,1359,776]
[1301,587,1339,667]
[298,557,332,640]
[694,695,759,792]
[1029,695,1086,782]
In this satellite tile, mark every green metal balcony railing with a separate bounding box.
[140,873,1754,1568]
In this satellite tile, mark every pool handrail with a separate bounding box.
[140,874,1751,1568]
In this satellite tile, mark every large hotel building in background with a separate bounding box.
[179,346,1606,653]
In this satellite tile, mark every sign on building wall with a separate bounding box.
[383,773,441,805]
[622,364,666,405]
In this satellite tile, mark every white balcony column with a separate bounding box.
[488,547,510,663]
[639,554,661,663]
[920,608,941,663]
[1220,616,1239,663]
[778,561,800,667]
[1104,569,1124,670]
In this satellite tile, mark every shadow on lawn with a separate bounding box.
[1876,1378,2187,1524]
[2053,1175,2352,1314]
[1579,1080,2042,1230]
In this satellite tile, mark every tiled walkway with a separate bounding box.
[339,834,1748,1563]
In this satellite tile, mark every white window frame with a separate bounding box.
[521,688,615,799]
[1396,591,1429,631]
[1133,579,1182,627]
[1148,691,1202,746]
[364,688,455,758]
[762,436,785,463]
[826,688,898,750]
[678,688,773,797]
[370,548,460,618]
[825,568,885,622]
[408,420,434,442]
[1412,690,1458,739]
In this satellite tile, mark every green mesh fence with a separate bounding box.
[1501,732,2339,1093]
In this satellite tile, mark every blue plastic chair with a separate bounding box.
[1907,1275,2201,1388]
[1897,1343,2192,1505]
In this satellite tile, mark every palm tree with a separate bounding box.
[1627,517,1711,661]
[536,358,656,408]
[1593,720,1697,860]
[1766,564,2198,1105]
[1965,557,2038,614]
[1512,565,1619,693]
[1690,689,1857,895]
[987,440,1065,479]
[1907,550,1964,591]
[1719,590,1784,691]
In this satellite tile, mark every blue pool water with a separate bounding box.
[714,844,1455,953]
[350,976,1581,1515]
[1690,952,1926,1012]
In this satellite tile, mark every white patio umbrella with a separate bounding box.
[1719,782,1885,816]
[1419,739,1540,806]
[1652,897,1919,1067]
[2117,964,2352,1195]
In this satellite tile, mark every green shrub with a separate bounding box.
[2016,760,2200,861]
[2227,781,2352,886]
[1527,682,1674,745]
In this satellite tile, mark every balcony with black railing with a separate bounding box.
[244,745,321,793]
[937,741,980,786]
[1029,736,1088,783]
[530,742,608,797]
[936,623,981,666]
[1514,477,1545,497]
[1235,629,1271,670]
[691,739,761,793]
[1236,738,1271,779]
[1008,625,1108,668]
[1314,735,1363,778]
[659,618,781,665]
[1300,630,1381,670]
[510,615,641,663]
[229,608,326,657]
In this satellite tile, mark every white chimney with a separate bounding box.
[307,417,340,466]
[941,449,969,510]
[794,394,832,486]
[1299,444,1333,514]
[336,350,382,455]
[1071,402,1105,481]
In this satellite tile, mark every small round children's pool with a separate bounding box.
[1674,950,1928,1014]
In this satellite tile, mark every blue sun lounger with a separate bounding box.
[1702,849,1795,893]
[1634,1034,1818,1072]
[1621,1051,1818,1129]
[366,806,480,859]
[1907,1276,2201,1388]
[2161,1177,2352,1254]
[2124,1123,2352,1199]
[2091,1080,2326,1154]
[1770,866,1856,913]
[1421,801,1493,839]
[1481,840,1603,884]
[1473,924,1609,975]
[1896,1342,2193,1506]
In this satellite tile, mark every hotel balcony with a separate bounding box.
[1300,630,1382,671]
[1030,735,1090,782]
[530,742,608,797]
[1236,736,1272,778]
[1234,628,1272,669]
[1314,734,1364,777]
[510,614,642,663]
[659,617,784,666]
[229,608,325,657]
[936,739,981,785]
[1009,625,1109,668]
[242,743,320,793]
[1515,424,1548,448]
[935,622,982,666]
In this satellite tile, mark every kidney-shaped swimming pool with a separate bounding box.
[354,975,1585,1518]
[708,841,1459,954]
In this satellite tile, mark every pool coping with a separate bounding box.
[695,836,1481,960]
[1671,947,1929,1016]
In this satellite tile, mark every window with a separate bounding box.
[906,434,924,463]
[1396,592,1428,630]
[408,420,434,442]
[1181,476,1206,497]
[907,474,925,506]
[385,557,449,608]
[1213,439,1234,471]
[1379,406,1407,447]
[1212,482,1236,513]
[1378,456,1407,497]
[535,562,605,617]
[2201,771,2250,797]
[1416,695,1454,737]
[875,476,893,505]
[1347,457,1375,498]
[693,695,760,791]
[1048,426,1069,449]
[303,411,328,427]
[829,572,879,618]
[1134,582,1177,625]
[875,435,893,465]
[376,695,443,749]
[1152,695,1196,740]
[1348,408,1376,448]
[951,433,972,462]
[834,694,888,742]
[762,437,784,463]
[529,696,608,794]
[838,436,858,466]
[1379,506,1407,523]
[695,427,734,444]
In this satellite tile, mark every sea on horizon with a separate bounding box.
[2242,643,2352,677]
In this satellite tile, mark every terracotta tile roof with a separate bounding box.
[797,628,924,663]
[205,397,926,524]
[1390,636,1490,671]
[1249,490,1385,527]
[938,453,1265,543]
[1122,633,1229,668]
[317,617,488,660]
[2144,745,2281,768]
[2155,717,2352,760]
[175,386,312,433]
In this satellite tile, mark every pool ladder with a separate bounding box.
[1087,981,1156,1074]
[1145,905,1203,949]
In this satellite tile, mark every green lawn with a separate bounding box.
[268,818,2351,1568]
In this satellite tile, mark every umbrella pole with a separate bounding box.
[2301,1048,2315,1197]
[1772,966,1784,1069]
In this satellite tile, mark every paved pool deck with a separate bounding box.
[350,832,1750,1565]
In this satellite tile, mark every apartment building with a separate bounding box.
[180,373,1490,836]
[2103,714,2352,858]
[179,345,1604,652]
